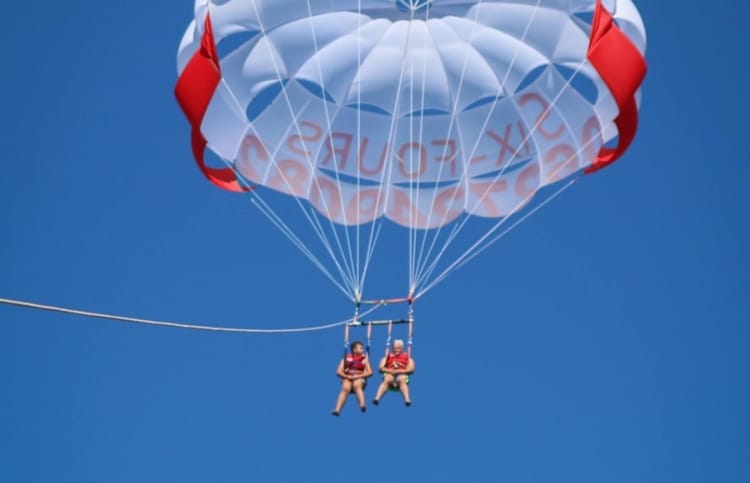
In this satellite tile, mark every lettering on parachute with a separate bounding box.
[236,91,600,228]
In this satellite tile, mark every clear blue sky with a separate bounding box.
[2,1,748,482]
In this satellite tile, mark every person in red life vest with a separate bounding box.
[332,341,373,416]
[373,339,415,406]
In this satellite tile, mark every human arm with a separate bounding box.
[363,358,374,378]
[336,359,351,379]
[400,358,415,375]
[378,356,388,373]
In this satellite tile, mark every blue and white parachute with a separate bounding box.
[176,0,646,299]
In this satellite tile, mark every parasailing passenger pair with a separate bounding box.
[333,299,416,415]
[333,338,415,416]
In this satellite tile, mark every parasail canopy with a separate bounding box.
[175,0,647,301]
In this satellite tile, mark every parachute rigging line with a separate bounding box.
[416,172,582,298]
[412,0,546,287]
[246,0,359,292]
[414,119,605,295]
[207,74,359,297]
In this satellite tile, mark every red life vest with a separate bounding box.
[344,353,366,373]
[385,352,409,370]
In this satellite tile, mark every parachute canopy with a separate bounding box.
[175,0,646,299]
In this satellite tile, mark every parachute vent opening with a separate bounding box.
[472,159,534,180]
[397,0,433,14]
[405,108,449,117]
[246,81,288,122]
[217,31,259,58]
[393,179,461,190]
[318,169,381,188]
[515,65,548,94]
[573,12,595,26]
[346,103,391,116]
[360,1,473,20]
[554,64,599,104]
[297,79,337,104]
[463,96,503,112]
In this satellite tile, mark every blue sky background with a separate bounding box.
[2,1,748,482]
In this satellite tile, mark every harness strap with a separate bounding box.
[342,305,356,371]
[366,322,372,356]
[407,301,414,357]
[384,319,393,359]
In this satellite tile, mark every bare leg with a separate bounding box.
[373,374,394,404]
[398,377,411,405]
[352,379,366,411]
[333,379,352,415]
